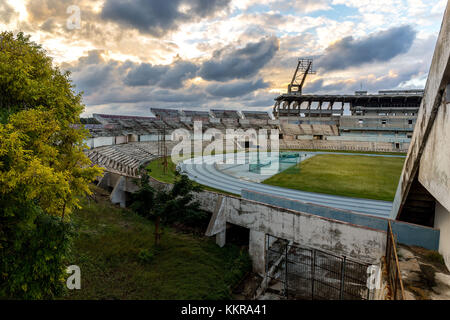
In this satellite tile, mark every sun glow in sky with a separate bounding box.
[0,0,447,116]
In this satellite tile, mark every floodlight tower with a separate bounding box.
[287,58,316,95]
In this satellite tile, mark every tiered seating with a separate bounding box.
[87,144,154,177]
[211,109,241,119]
[242,110,271,120]
[182,110,211,122]
[87,141,182,177]
[150,108,181,119]
[222,118,240,129]
[280,123,302,135]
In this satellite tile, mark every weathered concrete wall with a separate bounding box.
[280,139,408,153]
[115,135,128,144]
[434,201,450,270]
[243,190,439,250]
[418,98,450,211]
[389,2,450,270]
[98,172,140,207]
[139,134,159,142]
[391,1,450,219]
[221,196,386,266]
[93,136,115,148]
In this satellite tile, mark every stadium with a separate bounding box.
[82,28,450,299]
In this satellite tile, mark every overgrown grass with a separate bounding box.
[62,188,251,300]
[146,157,178,184]
[425,251,446,266]
[263,154,404,201]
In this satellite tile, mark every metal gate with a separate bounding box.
[265,235,373,300]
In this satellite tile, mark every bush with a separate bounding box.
[0,212,74,299]
[137,249,155,264]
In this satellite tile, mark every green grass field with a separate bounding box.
[263,154,405,201]
[62,187,251,300]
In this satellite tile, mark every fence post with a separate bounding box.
[340,256,346,300]
[311,250,316,300]
[285,243,288,299]
[265,235,269,290]
[385,221,406,300]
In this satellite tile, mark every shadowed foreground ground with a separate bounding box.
[62,187,250,300]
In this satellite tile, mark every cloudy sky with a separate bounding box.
[0,0,446,117]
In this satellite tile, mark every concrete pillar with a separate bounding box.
[249,230,266,276]
[110,176,126,208]
[97,171,110,190]
[216,229,226,247]
[435,201,450,271]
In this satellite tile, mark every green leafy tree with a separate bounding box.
[131,171,205,246]
[0,32,102,299]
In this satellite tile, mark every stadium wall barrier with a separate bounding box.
[242,189,439,251]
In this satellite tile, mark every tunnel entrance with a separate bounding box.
[226,223,250,247]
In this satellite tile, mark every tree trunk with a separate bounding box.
[155,216,161,246]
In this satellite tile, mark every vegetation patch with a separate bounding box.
[263,154,404,201]
[63,187,251,300]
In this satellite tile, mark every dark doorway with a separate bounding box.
[226,223,250,247]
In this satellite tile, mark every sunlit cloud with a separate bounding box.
[0,0,445,116]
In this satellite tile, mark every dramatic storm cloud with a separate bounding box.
[317,25,417,71]
[198,37,279,82]
[4,0,443,115]
[101,0,230,36]
[0,1,16,24]
[206,79,269,97]
[124,60,198,89]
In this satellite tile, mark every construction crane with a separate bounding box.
[287,58,316,95]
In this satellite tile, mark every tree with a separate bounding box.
[0,32,102,299]
[131,170,205,246]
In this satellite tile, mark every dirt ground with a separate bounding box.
[398,244,450,300]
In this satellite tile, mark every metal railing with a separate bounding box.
[265,235,372,300]
[385,221,406,300]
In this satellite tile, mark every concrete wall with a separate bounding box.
[390,2,450,269]
[418,98,450,211]
[221,196,386,266]
[340,116,416,131]
[115,136,128,144]
[435,201,450,269]
[280,139,408,153]
[328,135,411,143]
[391,2,450,219]
[243,190,439,251]
[93,136,115,148]
[139,134,159,142]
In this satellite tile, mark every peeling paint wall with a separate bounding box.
[389,1,450,269]
[391,1,450,219]
[419,100,450,211]
[222,196,386,265]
